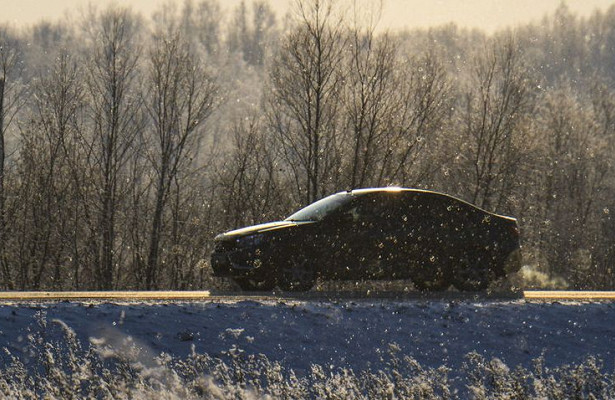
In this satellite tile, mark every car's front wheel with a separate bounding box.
[278,256,315,292]
[412,276,450,292]
[412,264,450,292]
[234,277,276,291]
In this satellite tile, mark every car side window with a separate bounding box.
[343,195,378,226]
[364,194,405,230]
[340,194,400,228]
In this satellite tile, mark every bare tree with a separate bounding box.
[340,24,398,188]
[267,0,345,204]
[0,27,25,289]
[590,79,615,287]
[389,52,452,186]
[459,36,534,212]
[81,6,144,289]
[227,0,278,67]
[16,52,84,289]
[341,33,451,189]
[216,115,285,229]
[530,85,610,287]
[180,0,223,57]
[143,28,218,289]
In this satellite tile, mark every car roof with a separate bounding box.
[339,187,516,221]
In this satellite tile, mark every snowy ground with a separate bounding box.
[1,297,613,378]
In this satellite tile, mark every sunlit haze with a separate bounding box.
[1,0,614,32]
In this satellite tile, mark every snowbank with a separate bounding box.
[1,298,613,375]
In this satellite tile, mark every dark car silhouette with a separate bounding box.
[211,188,521,291]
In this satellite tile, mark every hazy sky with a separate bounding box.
[1,0,614,33]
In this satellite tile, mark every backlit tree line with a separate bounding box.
[0,0,614,290]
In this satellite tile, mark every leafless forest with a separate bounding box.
[0,0,613,290]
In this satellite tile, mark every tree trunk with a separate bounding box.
[0,77,12,289]
[146,174,167,290]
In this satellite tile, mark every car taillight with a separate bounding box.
[511,223,520,236]
[508,222,521,248]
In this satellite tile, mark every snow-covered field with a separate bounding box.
[1,297,614,398]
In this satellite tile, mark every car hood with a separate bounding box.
[217,220,315,239]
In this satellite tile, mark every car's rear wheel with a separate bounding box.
[452,253,493,291]
[278,256,315,292]
[412,264,450,292]
[413,277,449,292]
[234,277,276,291]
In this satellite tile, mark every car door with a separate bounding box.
[307,199,360,280]
[331,193,403,280]
[394,193,445,271]
[399,193,464,272]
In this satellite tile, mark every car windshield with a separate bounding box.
[285,193,353,222]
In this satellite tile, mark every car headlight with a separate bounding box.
[236,234,265,248]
